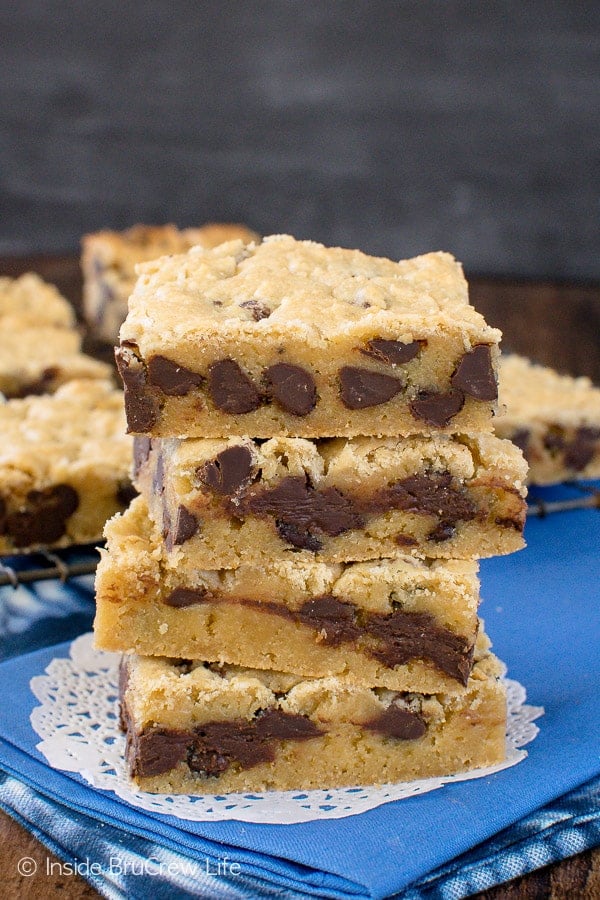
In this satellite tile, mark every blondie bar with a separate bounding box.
[116,236,502,438]
[95,497,482,693]
[120,649,506,793]
[0,380,134,553]
[0,273,75,328]
[496,355,600,484]
[1,325,111,399]
[135,431,526,567]
[82,222,259,342]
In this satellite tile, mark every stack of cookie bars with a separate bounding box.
[95,235,528,793]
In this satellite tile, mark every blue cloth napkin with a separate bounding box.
[0,482,598,899]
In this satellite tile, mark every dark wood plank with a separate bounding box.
[0,254,598,898]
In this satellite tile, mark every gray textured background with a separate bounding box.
[1,1,598,279]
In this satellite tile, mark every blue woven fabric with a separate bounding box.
[0,481,598,899]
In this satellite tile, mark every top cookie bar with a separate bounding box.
[116,235,502,438]
[82,222,259,342]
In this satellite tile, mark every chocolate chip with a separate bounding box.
[239,300,271,321]
[511,428,531,455]
[164,587,211,608]
[543,428,566,453]
[133,436,152,478]
[198,445,254,495]
[147,355,204,396]
[339,366,404,409]
[382,472,477,525]
[409,388,465,427]
[451,345,498,401]
[208,359,262,414]
[394,534,418,547]
[264,363,317,416]
[276,520,323,551]
[115,344,160,432]
[170,505,199,545]
[428,521,456,542]
[12,367,60,399]
[129,727,192,778]
[117,480,138,506]
[6,484,79,547]
[365,704,427,740]
[297,596,360,645]
[360,339,423,366]
[243,475,364,540]
[564,427,600,471]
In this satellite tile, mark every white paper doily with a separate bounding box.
[30,633,543,824]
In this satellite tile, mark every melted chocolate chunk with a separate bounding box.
[147,355,204,396]
[409,388,465,427]
[428,521,456,542]
[394,534,419,547]
[6,484,79,547]
[12,367,60,399]
[170,505,199,545]
[117,480,138,506]
[129,710,323,778]
[264,363,317,416]
[451,345,498,401]
[276,520,323,551]
[339,366,404,409]
[564,427,600,471]
[365,704,427,740]
[198,445,254,495]
[379,472,478,526]
[239,300,271,321]
[243,475,365,542]
[360,339,423,366]
[543,428,566,453]
[115,344,160,432]
[164,586,211,608]
[297,596,360,645]
[511,428,531,455]
[133,436,152,478]
[208,359,262,414]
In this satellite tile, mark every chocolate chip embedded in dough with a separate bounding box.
[297,595,361,645]
[339,366,404,409]
[409,388,465,427]
[133,436,152,478]
[394,533,418,548]
[239,300,272,321]
[170,505,199,545]
[511,428,531,456]
[360,339,423,366]
[564,426,600,471]
[365,704,427,740]
[6,484,79,547]
[208,359,262,414]
[147,355,204,396]
[451,345,498,401]
[115,344,160,432]
[543,428,566,453]
[163,586,211,608]
[117,480,138,506]
[129,727,191,778]
[428,521,456,543]
[275,520,323,551]
[198,445,254,495]
[264,363,317,416]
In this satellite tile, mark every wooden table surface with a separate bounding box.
[1,254,599,899]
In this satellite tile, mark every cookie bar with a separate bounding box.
[95,496,482,693]
[82,222,259,342]
[0,273,75,328]
[496,355,600,485]
[1,325,111,399]
[119,648,506,793]
[0,380,134,553]
[135,431,527,567]
[116,235,502,438]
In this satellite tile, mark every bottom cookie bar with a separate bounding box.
[120,650,506,794]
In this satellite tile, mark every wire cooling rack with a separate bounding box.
[0,483,598,589]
